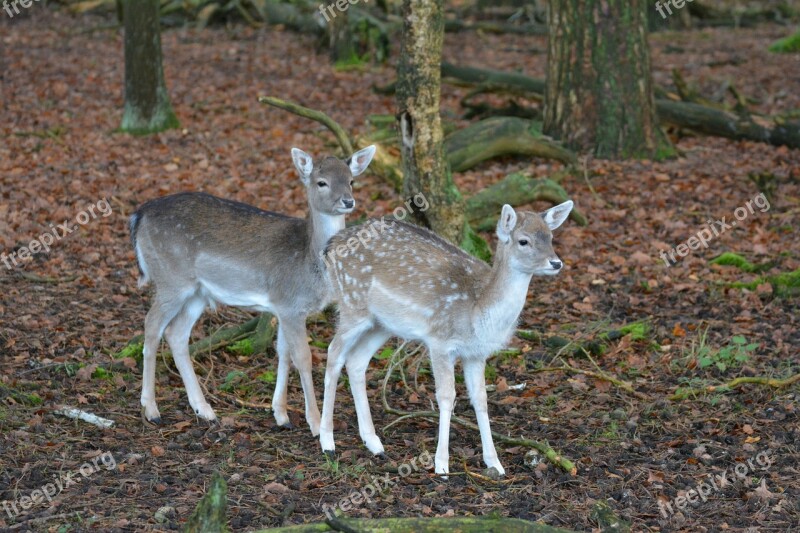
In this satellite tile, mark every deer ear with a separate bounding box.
[347,145,376,177]
[291,148,314,184]
[496,204,517,243]
[541,200,573,230]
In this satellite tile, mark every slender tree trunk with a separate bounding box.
[396,0,466,245]
[120,0,179,134]
[327,6,356,62]
[544,0,670,159]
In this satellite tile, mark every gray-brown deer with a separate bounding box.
[319,201,573,475]
[130,145,376,434]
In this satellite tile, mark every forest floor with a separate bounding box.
[1,8,799,533]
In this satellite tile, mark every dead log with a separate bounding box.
[444,19,548,35]
[466,172,587,229]
[656,100,800,149]
[442,62,546,96]
[445,117,576,171]
[434,63,800,150]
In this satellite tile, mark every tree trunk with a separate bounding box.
[120,0,179,134]
[325,5,356,63]
[544,0,669,159]
[397,0,466,246]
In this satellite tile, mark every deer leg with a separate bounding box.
[430,350,456,477]
[345,327,392,455]
[164,296,215,421]
[272,320,292,428]
[463,358,504,476]
[141,297,184,424]
[277,316,321,436]
[319,319,373,454]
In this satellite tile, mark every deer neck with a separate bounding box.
[473,245,532,339]
[308,208,345,261]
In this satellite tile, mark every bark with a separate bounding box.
[326,5,356,62]
[396,0,466,246]
[184,472,228,533]
[544,0,669,159]
[120,0,179,134]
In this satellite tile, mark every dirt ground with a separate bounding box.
[1,8,799,533]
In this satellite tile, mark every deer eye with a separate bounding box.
[518,239,529,246]
[350,180,354,186]
[317,181,328,188]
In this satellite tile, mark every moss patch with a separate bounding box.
[768,30,800,53]
[729,268,800,297]
[710,252,771,273]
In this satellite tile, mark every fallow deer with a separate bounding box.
[130,145,376,434]
[318,201,573,475]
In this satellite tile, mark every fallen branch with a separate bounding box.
[189,316,261,357]
[528,365,648,400]
[53,407,115,429]
[379,348,577,475]
[656,100,800,150]
[259,96,353,155]
[444,19,548,35]
[669,373,800,401]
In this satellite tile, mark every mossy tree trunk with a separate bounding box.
[120,0,179,134]
[396,0,468,246]
[326,6,356,63]
[544,0,669,158]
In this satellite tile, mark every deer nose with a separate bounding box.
[342,198,355,209]
[549,260,562,270]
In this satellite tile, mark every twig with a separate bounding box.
[532,364,649,400]
[258,96,353,155]
[669,373,800,401]
[461,459,514,485]
[16,272,78,284]
[379,346,577,475]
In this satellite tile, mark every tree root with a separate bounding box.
[669,373,800,401]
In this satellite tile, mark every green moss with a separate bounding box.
[710,252,771,273]
[768,30,800,53]
[92,367,114,380]
[219,371,248,393]
[334,54,369,72]
[601,321,649,342]
[484,363,497,381]
[257,370,276,384]
[228,338,254,356]
[460,224,492,262]
[114,338,144,365]
[654,141,678,161]
[729,268,800,297]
